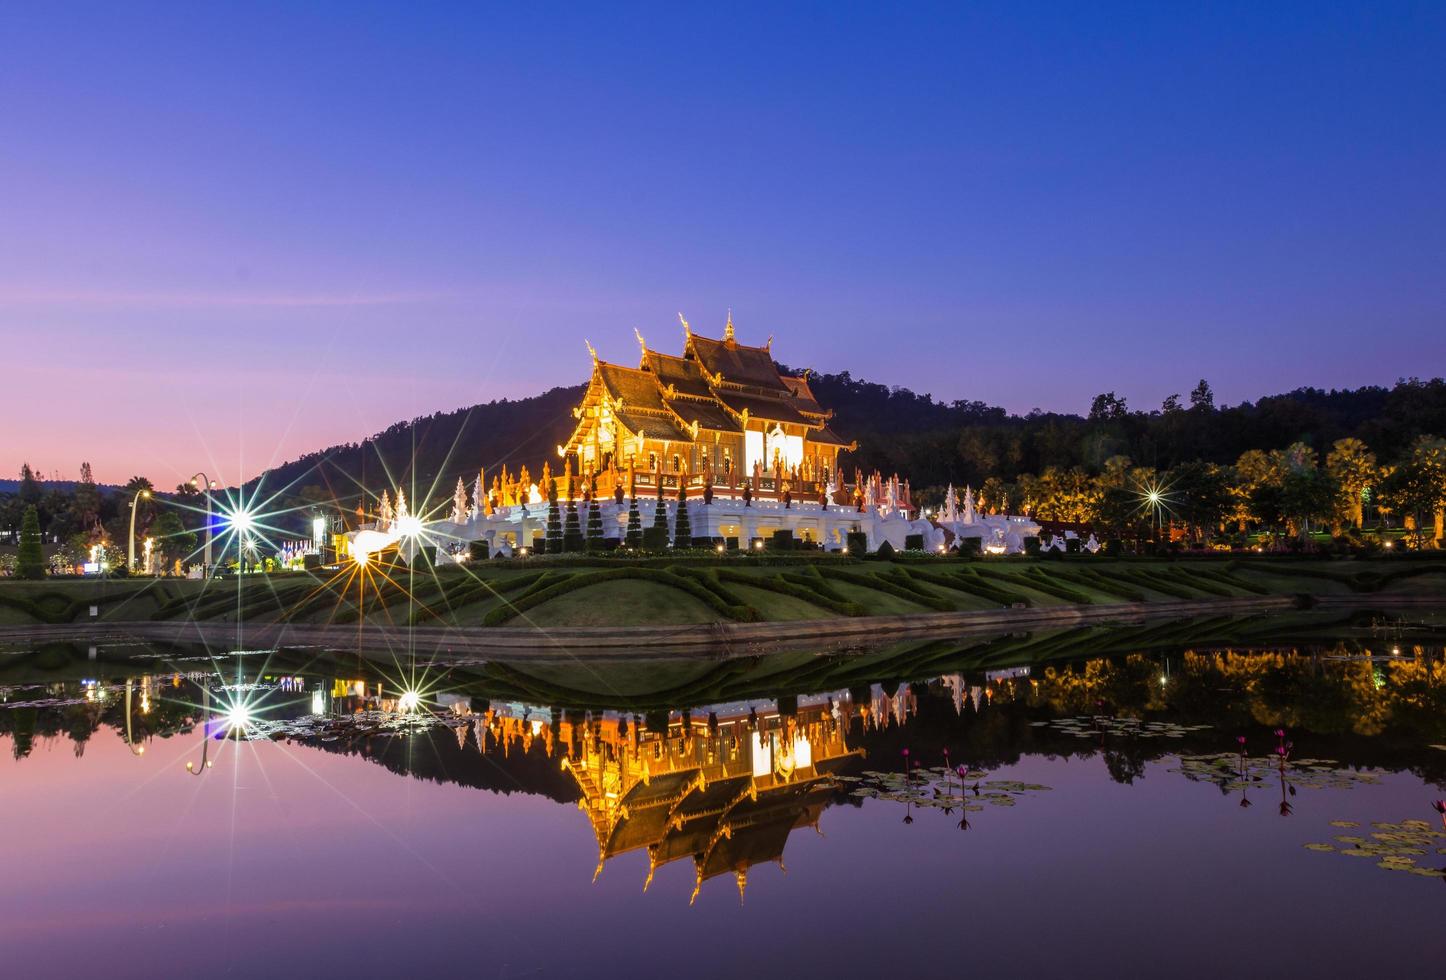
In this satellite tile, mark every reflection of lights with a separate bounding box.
[398,690,421,713]
[311,689,325,715]
[185,759,214,772]
[1159,674,1168,686]
[353,546,370,566]
[530,718,544,736]
[1147,491,1162,506]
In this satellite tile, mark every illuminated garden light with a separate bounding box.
[225,704,252,731]
[398,690,421,713]
[227,508,257,534]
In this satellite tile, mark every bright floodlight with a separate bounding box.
[1147,491,1162,505]
[228,509,257,533]
[398,690,421,713]
[225,704,252,731]
[396,514,423,538]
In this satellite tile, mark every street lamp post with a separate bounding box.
[189,472,216,572]
[127,489,151,572]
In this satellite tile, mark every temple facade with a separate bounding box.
[562,314,855,498]
[341,314,1042,559]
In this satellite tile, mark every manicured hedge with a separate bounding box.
[819,568,953,611]
[1006,568,1095,604]
[717,569,864,616]
[481,566,756,626]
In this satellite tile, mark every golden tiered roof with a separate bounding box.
[564,315,854,457]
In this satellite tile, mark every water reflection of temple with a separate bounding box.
[554,698,863,903]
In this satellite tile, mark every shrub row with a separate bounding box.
[480,567,755,626]
[907,568,1033,607]
[820,568,954,612]
[714,569,865,616]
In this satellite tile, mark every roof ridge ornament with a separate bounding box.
[724,308,734,342]
[678,312,691,338]
[633,327,647,362]
[585,338,598,365]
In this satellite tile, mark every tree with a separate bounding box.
[1189,379,1214,411]
[1232,449,1276,531]
[1277,467,1335,544]
[625,477,643,549]
[651,481,669,535]
[17,463,42,505]
[17,505,44,579]
[1379,436,1446,547]
[149,511,196,573]
[1166,461,1233,542]
[1088,392,1128,422]
[581,476,604,552]
[673,483,692,548]
[70,461,100,538]
[1325,438,1378,530]
[545,478,563,553]
[563,489,583,552]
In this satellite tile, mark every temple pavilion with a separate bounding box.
[342,313,1044,558]
[562,314,855,502]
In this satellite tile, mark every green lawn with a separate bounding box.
[2,556,1443,628]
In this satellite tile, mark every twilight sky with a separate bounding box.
[2,2,1443,485]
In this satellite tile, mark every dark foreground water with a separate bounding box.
[4,614,1446,978]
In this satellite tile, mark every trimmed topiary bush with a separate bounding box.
[563,496,584,552]
[642,526,669,550]
[673,491,691,549]
[846,531,868,555]
[768,529,794,551]
[468,540,489,561]
[904,533,924,551]
[958,537,981,557]
[586,497,605,550]
[875,540,896,560]
[625,496,642,549]
[1023,536,1041,556]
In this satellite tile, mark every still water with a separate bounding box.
[4,618,1446,978]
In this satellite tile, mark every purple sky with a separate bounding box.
[2,3,1443,485]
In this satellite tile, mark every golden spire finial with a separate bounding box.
[765,333,773,351]
[633,327,646,359]
[678,312,690,337]
[689,866,703,906]
[736,868,748,904]
[724,308,734,342]
[585,338,598,364]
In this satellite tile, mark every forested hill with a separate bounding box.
[245,368,1446,507]
[247,383,586,505]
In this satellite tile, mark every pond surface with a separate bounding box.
[4,617,1446,978]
